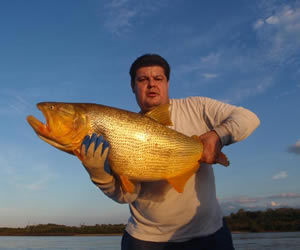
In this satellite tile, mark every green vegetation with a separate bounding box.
[0,208,299,236]
[225,208,300,232]
[0,223,126,236]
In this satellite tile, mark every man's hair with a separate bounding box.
[129,54,170,90]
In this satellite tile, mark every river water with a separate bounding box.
[0,232,299,249]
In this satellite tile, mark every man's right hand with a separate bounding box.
[80,133,113,184]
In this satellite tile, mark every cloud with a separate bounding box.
[0,147,59,192]
[175,52,221,75]
[272,171,288,180]
[269,193,300,199]
[202,73,218,79]
[101,0,165,35]
[287,139,300,154]
[220,192,300,214]
[25,174,56,191]
[265,16,280,25]
[270,201,280,207]
[170,2,299,104]
[223,77,274,104]
[253,4,300,65]
[254,19,264,29]
[0,90,33,116]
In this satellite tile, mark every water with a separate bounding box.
[0,232,299,250]
[233,232,300,250]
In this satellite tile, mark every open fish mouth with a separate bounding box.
[27,104,50,138]
[27,109,74,152]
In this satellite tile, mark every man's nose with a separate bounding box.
[147,78,156,88]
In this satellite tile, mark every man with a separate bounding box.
[81,54,260,249]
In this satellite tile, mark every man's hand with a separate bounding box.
[80,133,113,184]
[198,130,222,165]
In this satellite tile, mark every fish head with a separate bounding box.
[27,102,90,154]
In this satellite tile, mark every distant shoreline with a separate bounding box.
[0,233,123,236]
[0,231,296,237]
[1,208,299,236]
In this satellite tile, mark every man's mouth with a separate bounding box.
[147,91,159,97]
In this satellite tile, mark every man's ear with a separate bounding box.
[131,81,136,93]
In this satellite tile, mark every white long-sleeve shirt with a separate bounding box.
[94,96,260,242]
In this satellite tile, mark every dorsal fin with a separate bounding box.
[144,104,173,126]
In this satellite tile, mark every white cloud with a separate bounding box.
[176,52,221,76]
[220,192,300,214]
[102,0,165,35]
[0,147,59,192]
[254,5,300,65]
[25,174,56,191]
[266,16,280,24]
[272,171,288,180]
[270,201,280,207]
[224,77,273,104]
[288,139,300,154]
[269,193,300,199]
[200,53,221,65]
[0,91,33,116]
[202,73,218,79]
[254,19,264,29]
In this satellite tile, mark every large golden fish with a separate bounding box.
[27,102,229,193]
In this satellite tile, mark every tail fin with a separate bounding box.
[216,152,230,167]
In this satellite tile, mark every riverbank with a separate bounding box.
[1,208,299,236]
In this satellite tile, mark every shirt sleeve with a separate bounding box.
[92,177,141,204]
[194,97,260,146]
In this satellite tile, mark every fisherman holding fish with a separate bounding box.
[27,54,260,249]
[80,54,260,250]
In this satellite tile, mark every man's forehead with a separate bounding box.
[136,66,165,76]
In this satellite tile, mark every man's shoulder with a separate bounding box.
[170,96,210,105]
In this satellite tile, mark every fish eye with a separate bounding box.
[50,105,55,110]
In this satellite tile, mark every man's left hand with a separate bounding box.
[198,130,222,164]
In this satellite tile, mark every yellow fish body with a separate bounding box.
[27,102,229,193]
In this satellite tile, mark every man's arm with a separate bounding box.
[200,97,260,146]
[80,134,140,204]
[193,97,260,164]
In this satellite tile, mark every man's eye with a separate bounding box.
[137,78,147,82]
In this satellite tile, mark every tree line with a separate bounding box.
[0,223,126,236]
[225,207,300,232]
[0,208,299,235]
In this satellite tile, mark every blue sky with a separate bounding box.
[0,0,299,227]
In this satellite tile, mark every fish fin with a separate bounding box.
[167,164,199,193]
[144,104,173,126]
[191,135,199,140]
[120,175,135,193]
[216,152,230,167]
[191,135,229,167]
[73,149,83,161]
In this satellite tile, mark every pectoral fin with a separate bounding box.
[167,164,199,193]
[73,149,83,161]
[120,175,136,193]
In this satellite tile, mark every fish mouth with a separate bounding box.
[27,103,50,138]
[27,104,72,151]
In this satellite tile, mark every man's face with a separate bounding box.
[133,66,169,113]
